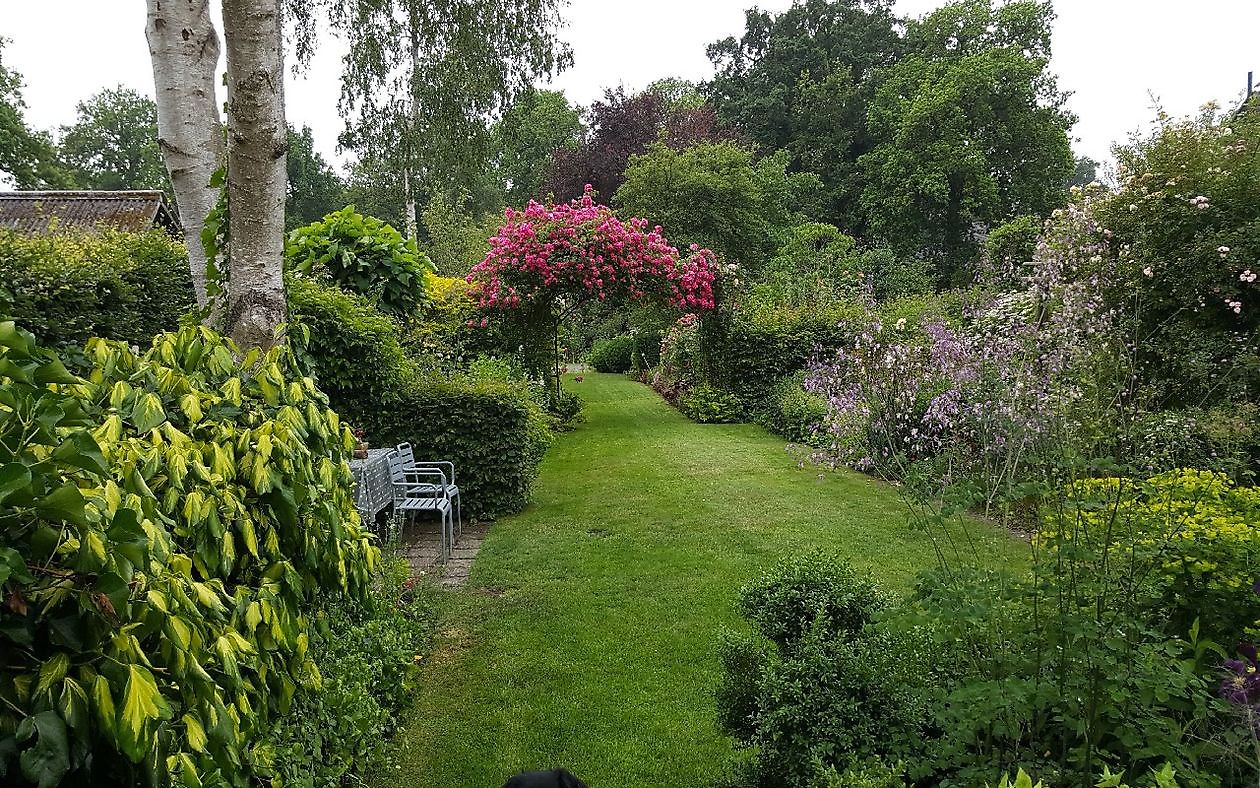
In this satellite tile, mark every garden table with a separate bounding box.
[349,448,394,525]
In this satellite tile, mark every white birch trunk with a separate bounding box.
[144,0,225,307]
[403,166,418,240]
[221,0,289,350]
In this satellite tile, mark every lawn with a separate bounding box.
[383,373,1026,788]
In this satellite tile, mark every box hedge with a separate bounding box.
[720,301,865,417]
[288,277,550,521]
[0,227,194,348]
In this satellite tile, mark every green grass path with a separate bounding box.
[385,373,1022,787]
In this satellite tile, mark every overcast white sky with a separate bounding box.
[1,0,1257,175]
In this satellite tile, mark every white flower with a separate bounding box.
[895,318,907,331]
[1242,270,1257,283]
[1225,299,1242,314]
[1129,204,1138,212]
[1218,245,1231,255]
[1142,266,1154,277]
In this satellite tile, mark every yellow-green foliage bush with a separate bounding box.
[0,227,193,348]
[0,322,377,786]
[1044,469,1260,643]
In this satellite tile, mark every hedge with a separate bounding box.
[0,227,194,348]
[589,335,634,372]
[289,277,550,521]
[720,301,866,417]
[366,378,551,521]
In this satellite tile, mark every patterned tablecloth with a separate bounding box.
[348,448,394,522]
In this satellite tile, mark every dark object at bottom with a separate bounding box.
[501,768,589,788]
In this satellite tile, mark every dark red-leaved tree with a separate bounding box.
[540,86,739,203]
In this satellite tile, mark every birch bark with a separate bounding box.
[221,0,289,350]
[144,0,224,306]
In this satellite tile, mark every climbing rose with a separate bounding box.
[467,185,717,312]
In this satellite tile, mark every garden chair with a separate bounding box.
[395,442,463,540]
[387,450,455,563]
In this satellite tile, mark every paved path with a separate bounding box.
[398,520,489,587]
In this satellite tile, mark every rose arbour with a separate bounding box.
[467,185,717,313]
[466,185,717,399]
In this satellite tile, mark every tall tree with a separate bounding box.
[0,37,71,189]
[858,0,1074,280]
[541,84,738,203]
[146,0,289,348]
[144,0,225,306]
[221,0,289,350]
[312,0,572,239]
[59,85,171,198]
[489,88,582,207]
[705,0,901,228]
[286,124,345,230]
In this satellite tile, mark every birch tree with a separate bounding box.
[145,0,289,349]
[307,0,572,239]
[221,0,289,350]
[144,0,224,305]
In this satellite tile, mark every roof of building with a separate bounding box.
[0,190,179,235]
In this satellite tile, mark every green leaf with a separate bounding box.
[33,357,78,385]
[182,714,207,753]
[51,431,109,477]
[16,711,70,788]
[35,483,88,527]
[0,463,32,505]
[116,664,171,761]
[35,653,69,697]
[131,392,167,434]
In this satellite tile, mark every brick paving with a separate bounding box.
[397,519,490,587]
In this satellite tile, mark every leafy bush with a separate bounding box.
[589,335,634,372]
[1044,469,1260,646]
[286,206,432,316]
[761,373,828,445]
[0,322,378,786]
[1125,403,1260,481]
[737,552,891,648]
[1093,108,1260,406]
[288,276,410,422]
[859,246,935,302]
[718,554,927,788]
[981,215,1040,287]
[0,227,193,348]
[722,300,865,417]
[367,375,552,521]
[289,279,553,521]
[679,384,743,424]
[257,557,437,787]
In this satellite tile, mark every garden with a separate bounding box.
[1,0,1259,786]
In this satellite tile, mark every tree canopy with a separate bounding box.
[490,88,583,208]
[0,37,69,189]
[58,86,169,197]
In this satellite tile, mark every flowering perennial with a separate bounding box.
[466,186,717,312]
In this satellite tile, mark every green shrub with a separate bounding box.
[679,384,743,424]
[721,300,866,416]
[589,335,634,372]
[761,372,828,445]
[0,321,378,786]
[718,556,918,788]
[0,227,193,348]
[286,206,432,316]
[287,276,409,423]
[810,758,907,788]
[256,557,437,787]
[1125,403,1260,481]
[981,215,1040,287]
[738,552,892,649]
[367,375,552,521]
[288,280,553,521]
[860,245,936,302]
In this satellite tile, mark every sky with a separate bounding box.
[1,0,1257,176]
